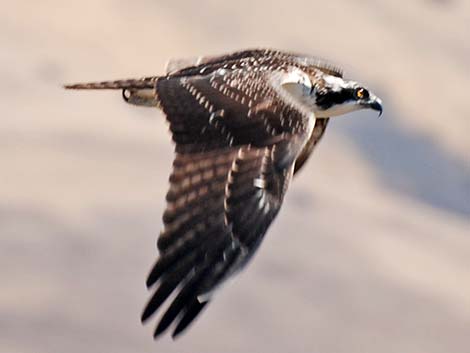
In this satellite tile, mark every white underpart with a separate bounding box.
[279,68,312,93]
[271,68,316,120]
[274,68,315,112]
[315,100,363,118]
[270,67,317,146]
[124,88,160,107]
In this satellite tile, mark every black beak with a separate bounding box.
[369,99,383,117]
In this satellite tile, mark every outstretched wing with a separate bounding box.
[142,61,315,338]
[165,48,343,78]
[143,145,292,338]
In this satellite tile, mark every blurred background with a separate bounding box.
[1,1,470,352]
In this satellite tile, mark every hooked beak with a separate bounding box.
[366,97,383,117]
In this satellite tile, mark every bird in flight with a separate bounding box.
[65,48,383,339]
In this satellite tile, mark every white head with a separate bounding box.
[312,74,383,118]
[280,69,383,118]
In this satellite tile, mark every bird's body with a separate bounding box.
[65,48,382,339]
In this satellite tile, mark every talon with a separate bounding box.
[122,89,133,102]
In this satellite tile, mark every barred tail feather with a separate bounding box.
[64,77,158,90]
[64,77,161,107]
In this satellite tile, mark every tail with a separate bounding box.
[64,77,158,90]
[64,76,161,107]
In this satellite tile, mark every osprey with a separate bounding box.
[65,48,383,339]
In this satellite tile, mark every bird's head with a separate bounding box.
[312,75,383,118]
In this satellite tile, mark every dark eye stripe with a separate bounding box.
[316,88,355,109]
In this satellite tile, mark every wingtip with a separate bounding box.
[145,276,155,289]
[141,309,151,324]
[171,329,183,340]
[145,261,164,288]
[171,321,189,339]
[153,322,168,339]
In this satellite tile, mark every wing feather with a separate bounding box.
[166,48,343,78]
[293,118,330,175]
[172,299,209,338]
[143,50,330,338]
[143,145,294,337]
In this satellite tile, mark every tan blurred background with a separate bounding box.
[1,1,470,352]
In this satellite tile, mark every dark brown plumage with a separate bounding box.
[65,48,381,340]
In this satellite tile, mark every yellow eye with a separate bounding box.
[356,88,364,99]
[355,87,369,100]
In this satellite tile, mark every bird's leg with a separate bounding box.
[122,88,161,108]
